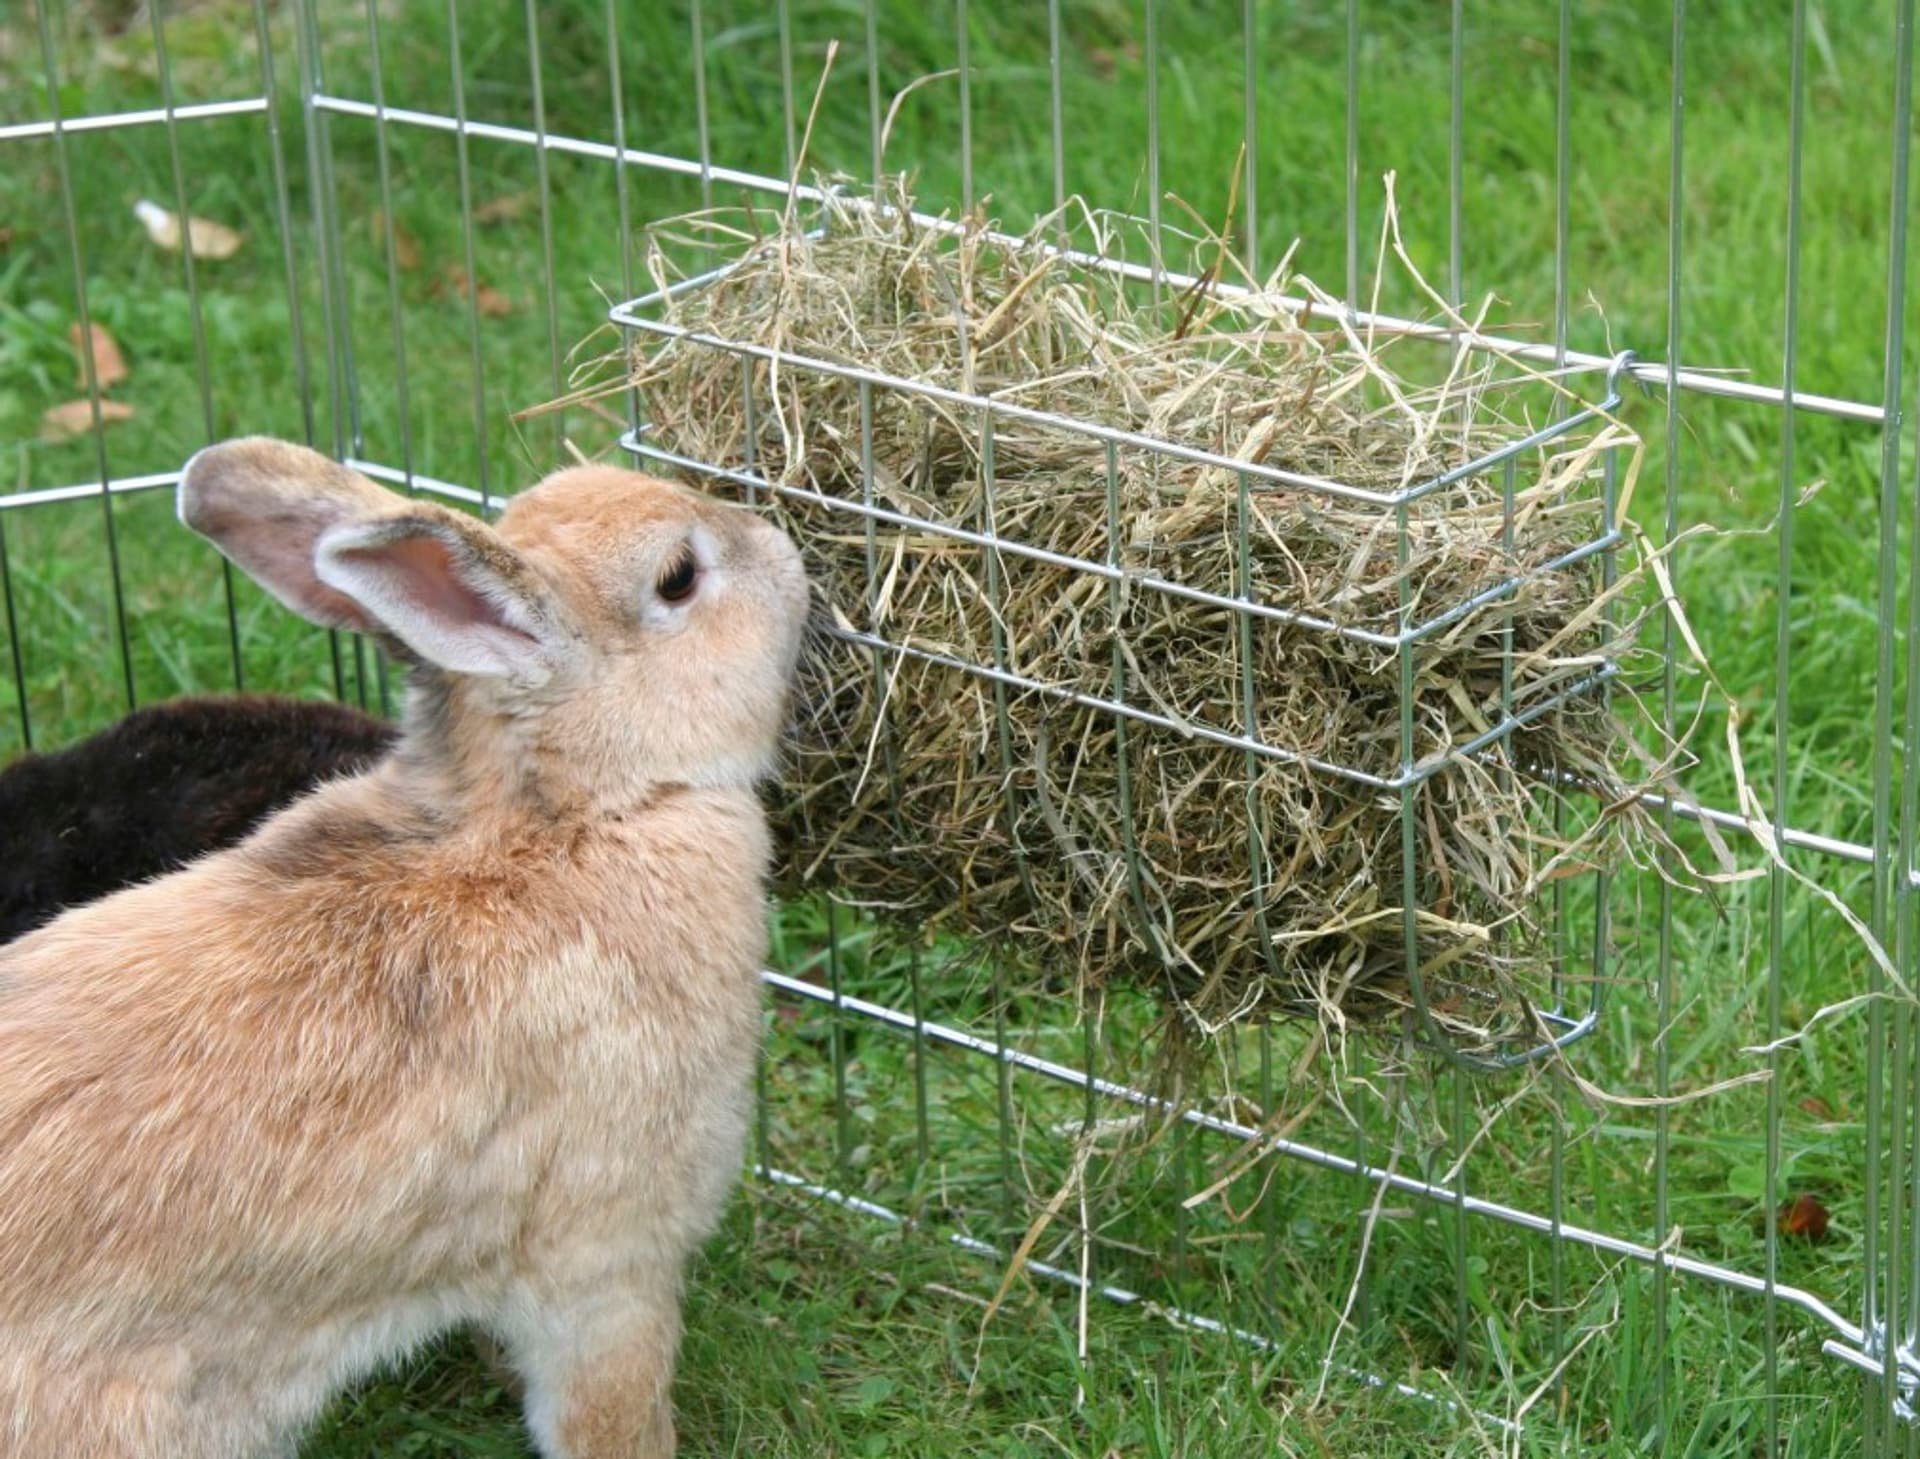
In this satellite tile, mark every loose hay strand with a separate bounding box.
[623,177,1672,1060]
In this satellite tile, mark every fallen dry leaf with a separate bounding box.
[69,322,129,391]
[1798,1096,1837,1121]
[445,266,513,318]
[133,198,245,261]
[41,398,135,440]
[1779,1193,1832,1243]
[369,211,422,271]
[473,191,536,224]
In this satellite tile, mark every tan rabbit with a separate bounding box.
[0,439,811,1458]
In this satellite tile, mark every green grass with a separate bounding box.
[3,0,1917,1453]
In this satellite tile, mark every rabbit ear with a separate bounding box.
[180,437,573,683]
[313,511,570,682]
[178,438,402,637]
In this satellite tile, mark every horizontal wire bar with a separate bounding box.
[626,434,1400,646]
[818,620,1613,792]
[616,308,1618,511]
[0,459,492,516]
[639,423,1621,664]
[305,93,1884,425]
[0,470,186,512]
[756,1165,1524,1436]
[616,316,1406,508]
[0,97,267,143]
[344,456,492,510]
[761,968,1873,1362]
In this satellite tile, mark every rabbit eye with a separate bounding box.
[656,548,699,604]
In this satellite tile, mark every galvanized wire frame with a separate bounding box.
[4,0,1920,1446]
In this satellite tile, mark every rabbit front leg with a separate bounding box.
[495,1274,684,1459]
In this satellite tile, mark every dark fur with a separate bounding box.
[0,695,397,944]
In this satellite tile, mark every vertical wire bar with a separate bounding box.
[1553,0,1572,362]
[1144,0,1162,304]
[992,950,1015,1234]
[364,0,416,494]
[1447,0,1463,311]
[858,380,928,1173]
[366,5,417,738]
[1171,1097,1190,1314]
[1048,0,1065,219]
[1548,0,1573,1392]
[866,0,883,188]
[34,2,135,713]
[690,0,714,215]
[1905,235,1920,1459]
[827,897,853,1192]
[148,3,242,691]
[1446,0,1471,1377]
[956,0,973,214]
[605,0,639,436]
[778,0,798,178]
[1102,443,1168,970]
[740,357,760,505]
[1081,991,1100,1319]
[445,0,493,509]
[523,0,564,464]
[1392,488,1429,1356]
[1241,0,1258,274]
[1871,0,1917,1444]
[1654,3,1686,1441]
[295,0,345,461]
[1235,466,1288,1312]
[1891,5,1919,1436]
[350,635,371,711]
[1587,430,1621,1330]
[305,0,359,457]
[1256,1019,1277,1329]
[980,410,1020,1232]
[1767,4,1809,1448]
[1343,0,1377,1340]
[980,414,1034,909]
[1344,0,1360,309]
[0,509,29,749]
[254,0,316,450]
[907,948,931,1176]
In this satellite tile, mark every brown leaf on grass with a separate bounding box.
[473,191,536,224]
[41,398,135,440]
[133,199,245,261]
[69,323,129,391]
[1798,1096,1837,1120]
[369,211,423,271]
[1779,1193,1832,1244]
[444,266,514,318]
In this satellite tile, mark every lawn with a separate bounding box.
[2,0,1916,1454]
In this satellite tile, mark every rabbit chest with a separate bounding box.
[438,799,772,1267]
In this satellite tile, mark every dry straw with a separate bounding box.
[621,180,1665,1058]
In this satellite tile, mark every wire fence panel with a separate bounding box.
[3,1,1919,1450]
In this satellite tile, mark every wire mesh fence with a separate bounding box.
[3,1,1919,1451]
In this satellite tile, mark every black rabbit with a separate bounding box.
[0,694,396,944]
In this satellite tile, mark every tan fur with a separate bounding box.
[0,442,811,1458]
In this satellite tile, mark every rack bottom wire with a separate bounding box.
[754,1164,1524,1438]
[759,970,1887,1392]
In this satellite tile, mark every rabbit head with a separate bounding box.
[179,439,811,805]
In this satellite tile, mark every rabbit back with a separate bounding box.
[0,695,395,945]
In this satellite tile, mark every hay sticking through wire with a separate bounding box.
[626,181,1657,1057]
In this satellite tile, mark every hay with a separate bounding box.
[623,181,1658,1056]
